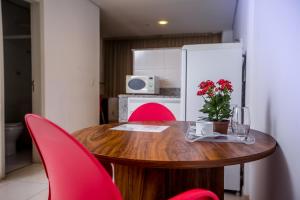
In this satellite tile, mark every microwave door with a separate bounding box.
[127,78,148,94]
[128,78,146,91]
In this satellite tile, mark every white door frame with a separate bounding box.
[0,0,5,179]
[0,0,43,178]
[28,0,44,163]
[30,0,44,116]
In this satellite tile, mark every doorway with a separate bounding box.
[2,0,32,173]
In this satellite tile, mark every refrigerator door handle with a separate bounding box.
[242,54,247,107]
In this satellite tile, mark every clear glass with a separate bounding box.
[231,106,251,140]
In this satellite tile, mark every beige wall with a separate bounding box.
[234,0,300,199]
[0,0,101,171]
[42,0,100,132]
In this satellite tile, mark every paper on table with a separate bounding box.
[110,124,169,133]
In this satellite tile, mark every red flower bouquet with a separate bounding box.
[197,79,233,121]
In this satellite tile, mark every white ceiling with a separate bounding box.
[93,0,237,38]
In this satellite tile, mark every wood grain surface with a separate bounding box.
[113,165,224,200]
[74,121,277,168]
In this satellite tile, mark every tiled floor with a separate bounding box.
[0,165,48,200]
[6,149,32,173]
[225,193,249,200]
[0,164,248,200]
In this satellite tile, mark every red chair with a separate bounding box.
[128,102,176,122]
[25,114,219,200]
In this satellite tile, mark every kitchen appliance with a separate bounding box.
[126,75,159,94]
[181,43,244,192]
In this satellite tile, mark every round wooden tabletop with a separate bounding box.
[73,121,277,168]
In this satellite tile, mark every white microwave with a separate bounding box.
[126,75,160,94]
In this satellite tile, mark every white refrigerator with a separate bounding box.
[180,43,244,192]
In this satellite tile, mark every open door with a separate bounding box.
[0,1,43,177]
[30,1,43,163]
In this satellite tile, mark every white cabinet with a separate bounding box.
[133,49,181,88]
[127,97,181,120]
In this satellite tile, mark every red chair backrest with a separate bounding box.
[25,114,122,200]
[128,103,176,122]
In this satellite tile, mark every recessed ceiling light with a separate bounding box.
[158,20,168,25]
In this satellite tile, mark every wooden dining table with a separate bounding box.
[73,121,276,200]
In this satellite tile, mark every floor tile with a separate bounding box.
[6,149,32,173]
[27,189,48,200]
[225,192,249,200]
[0,181,47,200]
[5,164,47,184]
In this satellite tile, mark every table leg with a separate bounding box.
[114,164,224,200]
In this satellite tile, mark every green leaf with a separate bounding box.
[199,90,232,121]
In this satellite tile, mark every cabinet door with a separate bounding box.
[224,165,241,191]
[127,98,181,120]
[133,49,181,88]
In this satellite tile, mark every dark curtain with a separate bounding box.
[103,33,222,97]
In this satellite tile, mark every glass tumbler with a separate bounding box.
[231,106,251,140]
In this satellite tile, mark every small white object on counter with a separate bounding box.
[195,119,213,136]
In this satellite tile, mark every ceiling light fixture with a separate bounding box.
[158,20,168,25]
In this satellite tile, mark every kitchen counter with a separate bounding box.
[119,94,180,98]
[119,87,181,98]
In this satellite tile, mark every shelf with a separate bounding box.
[3,35,31,40]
